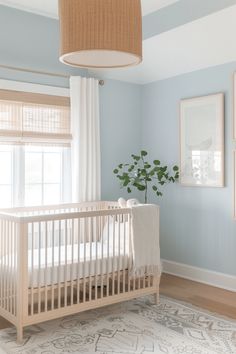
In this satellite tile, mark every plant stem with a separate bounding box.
[144,180,148,203]
[141,155,148,204]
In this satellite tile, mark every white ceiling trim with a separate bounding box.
[0,0,58,18]
[142,0,179,16]
[90,5,236,84]
[0,0,179,18]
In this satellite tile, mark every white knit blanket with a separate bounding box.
[131,204,161,276]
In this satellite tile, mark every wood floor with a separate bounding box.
[161,273,236,320]
[0,273,235,330]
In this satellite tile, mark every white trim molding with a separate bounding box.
[0,79,69,97]
[162,259,236,292]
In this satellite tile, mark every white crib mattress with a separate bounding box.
[24,242,130,287]
[0,232,130,288]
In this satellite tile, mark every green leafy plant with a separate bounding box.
[113,150,179,203]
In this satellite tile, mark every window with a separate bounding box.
[0,89,71,207]
[0,145,13,207]
[25,146,62,206]
[0,145,71,207]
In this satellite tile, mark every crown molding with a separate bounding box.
[0,1,58,19]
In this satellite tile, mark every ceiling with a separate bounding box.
[90,5,236,84]
[0,0,179,18]
[0,0,235,84]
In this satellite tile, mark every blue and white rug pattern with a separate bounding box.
[0,296,235,353]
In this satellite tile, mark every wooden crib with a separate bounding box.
[0,201,160,342]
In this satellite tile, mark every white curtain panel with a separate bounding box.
[70,76,101,202]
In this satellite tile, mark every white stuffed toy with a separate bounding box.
[118,197,127,208]
[126,198,140,207]
[118,198,140,208]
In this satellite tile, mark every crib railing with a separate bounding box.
[26,208,135,315]
[0,202,159,342]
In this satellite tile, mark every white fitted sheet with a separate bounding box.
[0,221,131,288]
[26,241,129,287]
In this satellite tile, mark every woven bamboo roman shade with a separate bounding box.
[0,90,71,144]
[59,0,142,68]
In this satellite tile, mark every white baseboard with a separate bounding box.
[162,259,236,292]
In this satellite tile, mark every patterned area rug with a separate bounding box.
[0,296,235,354]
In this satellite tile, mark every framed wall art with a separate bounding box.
[180,93,224,187]
[233,72,236,141]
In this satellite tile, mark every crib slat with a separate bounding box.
[94,215,98,301]
[10,221,13,314]
[128,214,131,293]
[58,220,61,309]
[14,221,16,315]
[148,273,151,288]
[31,223,35,315]
[76,218,81,304]
[3,220,6,310]
[106,215,109,298]
[70,219,74,306]
[123,217,126,293]
[0,220,3,309]
[138,271,141,291]
[51,221,55,310]
[143,222,147,290]
[17,221,28,342]
[117,214,121,296]
[8,221,11,313]
[2,220,5,310]
[14,222,17,316]
[4,220,7,310]
[100,215,104,299]
[130,215,135,292]
[38,222,41,314]
[2,219,5,310]
[64,219,68,307]
[44,221,48,312]
[6,221,9,312]
[89,217,92,302]
[9,221,12,314]
[112,215,115,296]
[31,223,34,315]
[83,218,86,303]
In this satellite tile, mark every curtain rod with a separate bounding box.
[0,63,105,86]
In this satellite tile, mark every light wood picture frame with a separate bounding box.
[233,72,236,141]
[180,93,224,187]
[234,151,236,220]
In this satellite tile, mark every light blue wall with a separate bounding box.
[100,79,142,200]
[141,61,236,276]
[0,5,86,86]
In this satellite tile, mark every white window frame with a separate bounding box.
[0,80,71,207]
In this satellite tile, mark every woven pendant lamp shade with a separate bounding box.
[58,0,142,69]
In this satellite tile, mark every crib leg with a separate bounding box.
[153,276,160,305]
[16,325,23,344]
[154,292,160,305]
